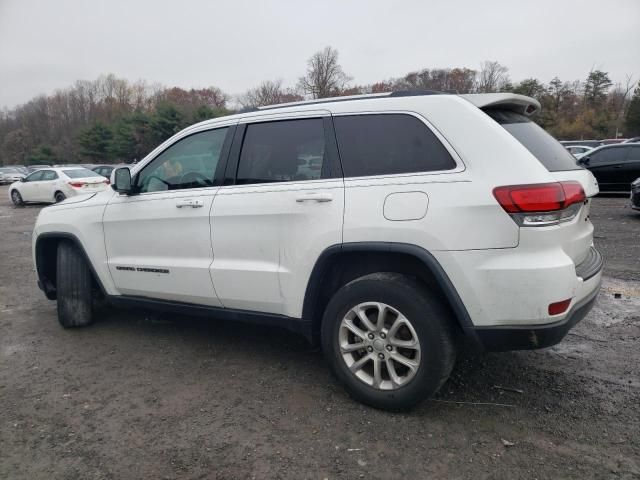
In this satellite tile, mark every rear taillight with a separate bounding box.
[68,181,85,188]
[548,298,572,315]
[493,181,586,227]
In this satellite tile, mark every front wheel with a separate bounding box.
[10,189,24,206]
[321,273,457,411]
[56,240,94,328]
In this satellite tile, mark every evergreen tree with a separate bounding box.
[28,145,56,165]
[150,103,185,144]
[624,82,640,136]
[78,122,113,162]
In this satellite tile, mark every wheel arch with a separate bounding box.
[302,242,477,345]
[35,232,106,300]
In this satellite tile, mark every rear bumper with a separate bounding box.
[473,278,601,351]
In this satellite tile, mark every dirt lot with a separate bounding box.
[0,186,639,480]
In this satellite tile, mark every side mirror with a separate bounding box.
[578,156,590,166]
[112,167,133,194]
[19,177,26,182]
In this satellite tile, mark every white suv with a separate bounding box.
[32,92,603,410]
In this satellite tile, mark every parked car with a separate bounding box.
[560,139,602,149]
[32,92,602,410]
[565,145,594,157]
[623,136,640,144]
[0,167,26,184]
[601,138,627,145]
[577,144,640,192]
[0,171,4,184]
[631,177,640,210]
[92,165,116,179]
[9,167,110,205]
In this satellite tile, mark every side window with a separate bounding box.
[592,148,626,164]
[333,114,456,177]
[41,170,58,181]
[236,118,325,185]
[629,146,640,160]
[26,171,45,182]
[137,128,229,193]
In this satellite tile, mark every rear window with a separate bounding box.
[63,168,102,178]
[485,109,581,172]
[333,114,456,177]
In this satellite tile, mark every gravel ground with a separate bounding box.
[0,186,639,479]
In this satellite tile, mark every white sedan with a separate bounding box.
[9,167,110,205]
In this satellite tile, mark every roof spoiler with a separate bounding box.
[460,93,541,116]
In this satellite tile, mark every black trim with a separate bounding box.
[474,281,601,352]
[222,123,246,186]
[35,232,108,300]
[575,247,603,281]
[302,242,476,340]
[108,295,313,340]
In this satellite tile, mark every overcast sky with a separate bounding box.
[0,0,639,109]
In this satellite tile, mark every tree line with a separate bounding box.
[1,46,639,166]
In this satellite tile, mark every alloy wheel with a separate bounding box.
[338,302,421,390]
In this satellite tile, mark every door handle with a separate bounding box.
[612,165,623,169]
[176,199,204,208]
[295,193,333,203]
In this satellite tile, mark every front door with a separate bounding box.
[20,170,45,201]
[103,125,234,305]
[210,114,344,318]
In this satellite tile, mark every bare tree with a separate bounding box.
[298,46,351,98]
[239,80,302,108]
[476,61,510,93]
[611,74,635,137]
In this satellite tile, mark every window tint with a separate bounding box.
[63,168,102,178]
[627,146,640,160]
[590,147,627,164]
[237,119,325,184]
[26,171,45,182]
[41,170,58,181]
[137,128,228,193]
[333,114,455,177]
[485,109,581,172]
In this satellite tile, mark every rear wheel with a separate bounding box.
[54,191,66,203]
[10,189,23,206]
[321,273,456,410]
[56,240,93,328]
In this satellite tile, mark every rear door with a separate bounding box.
[586,147,628,190]
[38,169,60,201]
[103,124,234,305]
[210,112,344,317]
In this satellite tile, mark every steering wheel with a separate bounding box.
[179,171,210,186]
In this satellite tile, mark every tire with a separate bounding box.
[56,240,94,328]
[321,272,456,411]
[54,191,66,203]
[10,189,24,206]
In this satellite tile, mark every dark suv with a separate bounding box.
[578,144,640,192]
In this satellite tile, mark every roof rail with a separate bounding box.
[253,90,446,112]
